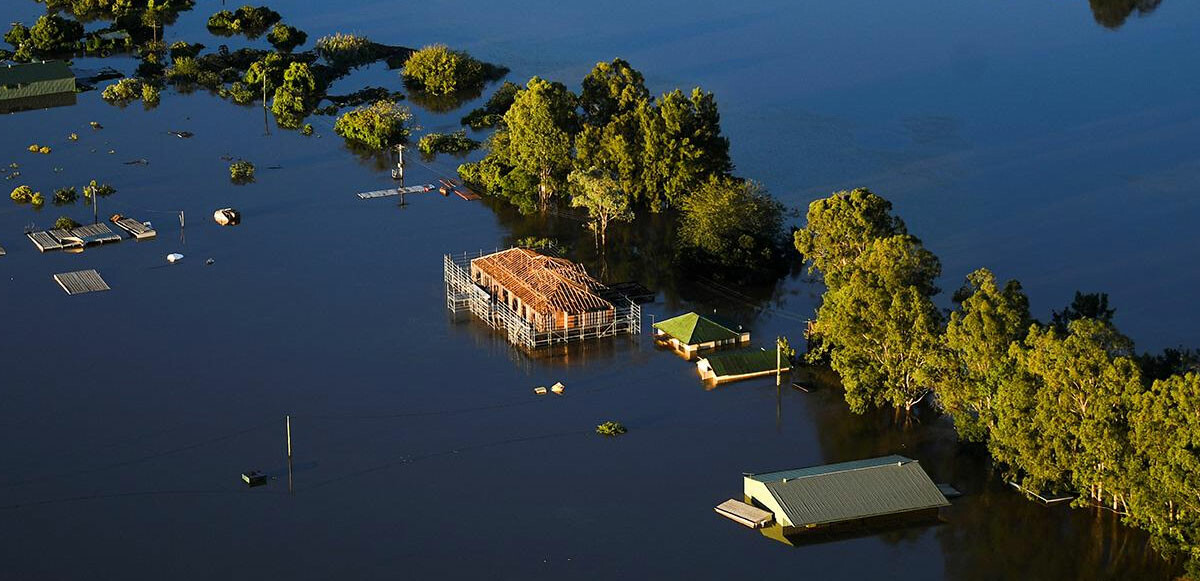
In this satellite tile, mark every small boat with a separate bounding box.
[213,207,240,226]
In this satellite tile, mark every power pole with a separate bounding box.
[92,188,98,224]
[285,415,294,496]
[776,336,783,387]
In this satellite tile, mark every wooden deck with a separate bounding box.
[715,499,774,528]
[356,184,436,199]
[53,269,111,295]
[455,188,481,201]
[113,218,156,239]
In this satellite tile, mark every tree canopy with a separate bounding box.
[402,44,486,96]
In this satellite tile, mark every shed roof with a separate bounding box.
[653,312,741,344]
[472,248,613,315]
[0,61,74,86]
[748,455,949,527]
[702,348,789,377]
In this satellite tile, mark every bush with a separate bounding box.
[10,185,34,203]
[31,192,45,208]
[267,23,306,52]
[402,44,485,96]
[221,82,256,104]
[169,41,204,60]
[167,56,202,81]
[28,14,83,53]
[101,78,144,102]
[229,160,255,182]
[83,180,116,198]
[596,421,627,437]
[206,6,281,37]
[54,216,81,230]
[417,130,480,156]
[315,33,372,67]
[333,100,412,150]
[141,83,160,106]
[4,23,29,48]
[53,186,77,206]
[301,124,314,136]
[461,81,519,129]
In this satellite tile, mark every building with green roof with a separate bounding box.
[0,61,76,113]
[734,455,949,535]
[652,311,749,355]
[697,347,789,383]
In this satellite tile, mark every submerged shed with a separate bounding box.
[697,347,789,383]
[0,61,76,113]
[739,455,949,535]
[653,312,749,355]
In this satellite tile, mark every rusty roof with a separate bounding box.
[472,248,613,315]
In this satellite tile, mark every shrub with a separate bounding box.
[267,23,306,52]
[54,216,81,230]
[206,6,281,37]
[417,130,480,156]
[167,56,201,81]
[229,160,255,182]
[31,192,45,207]
[315,33,372,67]
[402,44,485,96]
[301,123,313,136]
[221,82,256,105]
[461,81,519,129]
[53,186,77,205]
[595,421,627,437]
[101,78,144,102]
[84,180,116,198]
[4,23,30,48]
[141,83,160,106]
[28,14,83,53]
[10,185,34,203]
[169,41,204,60]
[333,100,412,150]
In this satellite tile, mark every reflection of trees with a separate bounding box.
[1089,0,1163,29]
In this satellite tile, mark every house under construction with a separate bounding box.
[444,248,641,349]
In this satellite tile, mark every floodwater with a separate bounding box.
[2,0,1197,579]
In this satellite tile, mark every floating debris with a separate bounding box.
[107,150,115,154]
[596,421,627,437]
[68,133,78,141]
[213,207,240,226]
[241,470,267,487]
[205,258,215,265]
[124,158,149,166]
[533,386,548,395]
[219,154,234,161]
[551,381,565,395]
[166,253,184,263]
[90,121,103,129]
[168,130,194,139]
[28,144,51,154]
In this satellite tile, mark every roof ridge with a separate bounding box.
[751,455,914,481]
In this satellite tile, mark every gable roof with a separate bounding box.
[653,312,741,344]
[703,348,789,377]
[472,248,613,315]
[748,455,949,527]
[0,61,74,86]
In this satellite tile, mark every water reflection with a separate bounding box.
[1089,0,1164,29]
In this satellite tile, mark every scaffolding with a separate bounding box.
[444,250,642,349]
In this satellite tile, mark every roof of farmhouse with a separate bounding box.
[0,61,74,87]
[472,248,613,315]
[747,455,949,527]
[653,312,742,344]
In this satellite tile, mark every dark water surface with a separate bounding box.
[2,1,1198,579]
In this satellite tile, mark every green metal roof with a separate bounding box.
[0,61,75,101]
[653,312,740,344]
[704,347,789,377]
[750,455,949,526]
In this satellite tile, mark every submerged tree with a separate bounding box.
[402,44,486,95]
[676,176,786,275]
[271,62,317,129]
[568,167,633,247]
[794,188,907,290]
[333,100,412,150]
[502,77,578,210]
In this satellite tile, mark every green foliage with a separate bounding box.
[314,33,372,67]
[580,57,650,127]
[333,100,412,150]
[637,87,731,209]
[166,56,201,81]
[229,160,255,182]
[221,82,256,105]
[513,236,565,256]
[568,167,633,246]
[243,52,285,95]
[501,77,578,209]
[676,176,785,274]
[28,14,84,52]
[935,269,1031,442]
[794,188,908,290]
[461,81,519,129]
[169,41,203,60]
[54,216,81,230]
[267,23,306,52]
[402,44,486,96]
[301,123,314,136]
[206,5,281,38]
[52,186,78,206]
[4,23,30,48]
[101,77,143,102]
[83,180,116,198]
[595,421,627,437]
[31,192,45,208]
[1052,291,1116,334]
[10,185,34,203]
[141,83,160,106]
[417,130,480,156]
[271,62,317,129]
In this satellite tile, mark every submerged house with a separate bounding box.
[697,347,790,383]
[653,312,749,355]
[720,455,950,535]
[445,247,642,348]
[0,61,76,113]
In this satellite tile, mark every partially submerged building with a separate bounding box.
[697,347,790,383]
[444,248,641,348]
[0,61,76,113]
[717,455,950,535]
[653,311,749,355]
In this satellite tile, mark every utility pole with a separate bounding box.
[776,336,783,387]
[92,187,98,224]
[285,415,294,496]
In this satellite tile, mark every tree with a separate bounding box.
[333,100,412,150]
[794,188,908,290]
[28,14,84,52]
[271,62,317,129]
[267,23,306,52]
[243,52,286,97]
[1089,0,1163,29]
[935,268,1031,441]
[579,58,650,127]
[638,87,732,209]
[402,44,485,95]
[1051,291,1133,356]
[814,235,944,413]
[568,168,632,247]
[676,176,786,274]
[502,77,577,210]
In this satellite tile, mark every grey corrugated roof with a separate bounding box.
[755,455,948,526]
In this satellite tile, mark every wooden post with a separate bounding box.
[179,210,185,229]
[286,414,292,458]
[92,187,98,224]
[776,336,782,387]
